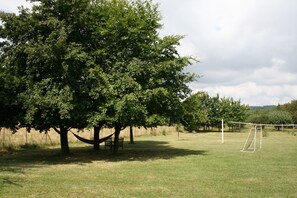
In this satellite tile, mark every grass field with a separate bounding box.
[1,129,297,197]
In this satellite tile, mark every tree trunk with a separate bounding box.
[93,126,100,150]
[129,126,134,144]
[113,123,122,155]
[93,123,104,150]
[60,127,70,155]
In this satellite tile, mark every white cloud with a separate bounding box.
[251,58,297,85]
[155,0,297,105]
[191,82,297,106]
[2,0,297,106]
[0,0,32,13]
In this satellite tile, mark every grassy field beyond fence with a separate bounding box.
[1,129,297,197]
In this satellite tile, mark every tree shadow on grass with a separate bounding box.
[121,140,207,161]
[0,140,207,168]
[0,140,207,188]
[0,177,23,188]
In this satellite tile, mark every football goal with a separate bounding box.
[241,124,263,152]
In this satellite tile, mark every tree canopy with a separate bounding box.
[267,110,293,125]
[280,100,297,124]
[0,0,195,154]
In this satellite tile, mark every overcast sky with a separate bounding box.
[1,0,297,106]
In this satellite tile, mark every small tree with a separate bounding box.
[280,100,297,124]
[220,97,249,131]
[181,92,209,132]
[267,110,293,130]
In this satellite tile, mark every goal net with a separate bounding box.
[241,125,262,152]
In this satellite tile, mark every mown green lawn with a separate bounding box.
[1,131,297,197]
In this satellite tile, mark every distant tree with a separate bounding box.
[280,100,297,124]
[224,98,249,123]
[181,93,248,132]
[246,110,269,124]
[267,110,293,130]
[207,94,221,130]
[216,97,248,131]
[181,92,209,132]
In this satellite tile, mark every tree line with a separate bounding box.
[247,100,297,130]
[180,95,297,132]
[181,92,249,132]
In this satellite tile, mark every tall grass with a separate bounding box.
[0,126,176,149]
[1,130,297,197]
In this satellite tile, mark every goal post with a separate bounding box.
[241,124,263,152]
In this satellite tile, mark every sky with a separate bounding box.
[1,0,297,106]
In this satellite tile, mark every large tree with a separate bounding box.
[87,0,195,154]
[0,0,195,155]
[0,0,96,154]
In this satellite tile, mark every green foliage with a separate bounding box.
[280,100,297,123]
[0,0,93,129]
[0,0,195,154]
[181,92,248,132]
[246,110,269,124]
[181,92,209,131]
[267,110,293,125]
[175,124,184,132]
[85,0,196,138]
[247,109,293,131]
[220,97,249,124]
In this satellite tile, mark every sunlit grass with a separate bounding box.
[1,130,297,197]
